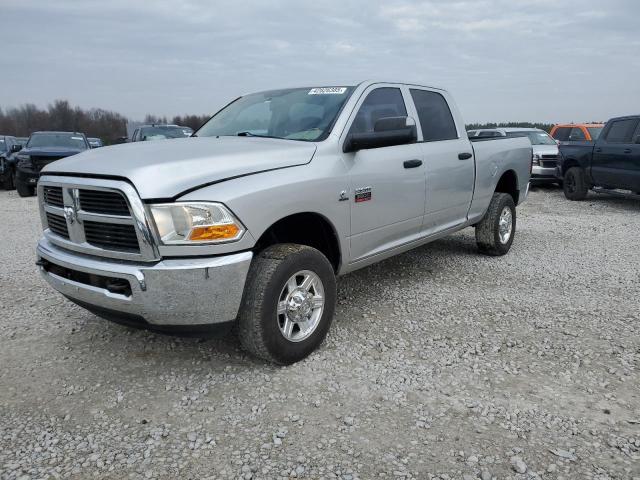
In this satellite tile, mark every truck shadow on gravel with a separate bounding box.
[582,193,640,212]
[74,234,480,365]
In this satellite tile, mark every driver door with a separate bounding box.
[342,85,426,263]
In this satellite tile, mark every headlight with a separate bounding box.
[16,154,31,167]
[532,153,540,165]
[149,202,245,244]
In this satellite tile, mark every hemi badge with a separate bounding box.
[354,186,372,203]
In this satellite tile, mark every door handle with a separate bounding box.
[458,152,473,160]
[403,159,422,168]
[595,148,602,153]
[623,148,632,154]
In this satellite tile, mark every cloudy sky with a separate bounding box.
[1,0,638,123]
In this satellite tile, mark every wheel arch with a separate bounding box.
[253,212,342,273]
[494,169,519,204]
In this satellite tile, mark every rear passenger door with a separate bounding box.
[408,88,475,235]
[592,118,640,189]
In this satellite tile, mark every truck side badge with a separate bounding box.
[354,186,372,203]
[339,190,349,202]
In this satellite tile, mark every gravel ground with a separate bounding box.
[1,186,639,480]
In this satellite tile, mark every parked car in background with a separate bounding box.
[35,81,532,364]
[468,128,559,185]
[15,131,89,197]
[551,123,604,143]
[466,129,505,139]
[130,124,193,142]
[0,135,20,189]
[87,137,103,148]
[558,115,640,200]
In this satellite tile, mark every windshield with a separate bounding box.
[139,126,192,141]
[27,133,88,149]
[195,86,355,142]
[587,127,603,140]
[506,130,556,145]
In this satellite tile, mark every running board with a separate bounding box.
[592,187,640,200]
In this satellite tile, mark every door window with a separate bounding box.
[410,89,458,142]
[605,119,639,143]
[552,127,571,141]
[568,128,586,141]
[349,88,407,134]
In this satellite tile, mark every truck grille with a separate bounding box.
[38,178,159,262]
[84,221,139,252]
[43,186,64,208]
[540,154,558,169]
[32,156,65,172]
[79,190,130,216]
[45,212,69,239]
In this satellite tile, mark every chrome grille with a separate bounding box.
[79,190,129,216]
[45,212,69,239]
[84,221,139,252]
[37,177,159,262]
[43,186,64,208]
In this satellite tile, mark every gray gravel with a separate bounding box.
[1,186,639,480]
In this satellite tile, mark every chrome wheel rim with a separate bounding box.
[277,270,325,342]
[498,207,513,244]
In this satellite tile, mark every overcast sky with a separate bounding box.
[1,0,638,123]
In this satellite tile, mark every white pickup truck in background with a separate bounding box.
[36,81,532,364]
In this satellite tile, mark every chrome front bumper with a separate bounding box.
[37,237,253,326]
[531,166,557,178]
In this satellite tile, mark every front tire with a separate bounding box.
[475,192,516,256]
[16,181,34,197]
[563,167,588,200]
[238,244,336,365]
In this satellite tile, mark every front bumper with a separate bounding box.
[531,165,559,183]
[16,167,40,186]
[37,237,253,326]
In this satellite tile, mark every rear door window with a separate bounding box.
[568,128,586,141]
[552,127,571,141]
[409,89,458,142]
[349,87,407,134]
[605,119,639,143]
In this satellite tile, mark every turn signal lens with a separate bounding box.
[189,224,240,241]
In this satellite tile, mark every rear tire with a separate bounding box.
[475,193,516,256]
[563,167,588,200]
[16,181,34,197]
[238,244,336,365]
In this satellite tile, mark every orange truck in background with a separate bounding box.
[550,123,604,142]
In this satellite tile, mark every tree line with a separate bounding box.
[0,100,210,145]
[2,99,583,144]
[465,122,555,132]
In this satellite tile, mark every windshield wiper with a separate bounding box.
[236,132,283,139]
[236,131,260,137]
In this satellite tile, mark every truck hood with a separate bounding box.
[22,147,86,157]
[532,145,559,156]
[43,136,317,199]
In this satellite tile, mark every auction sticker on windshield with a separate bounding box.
[308,87,347,95]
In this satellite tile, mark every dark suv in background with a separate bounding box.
[558,115,640,200]
[130,124,193,142]
[15,132,90,197]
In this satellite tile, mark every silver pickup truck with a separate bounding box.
[36,81,531,364]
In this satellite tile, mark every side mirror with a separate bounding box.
[10,144,22,153]
[343,116,417,153]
